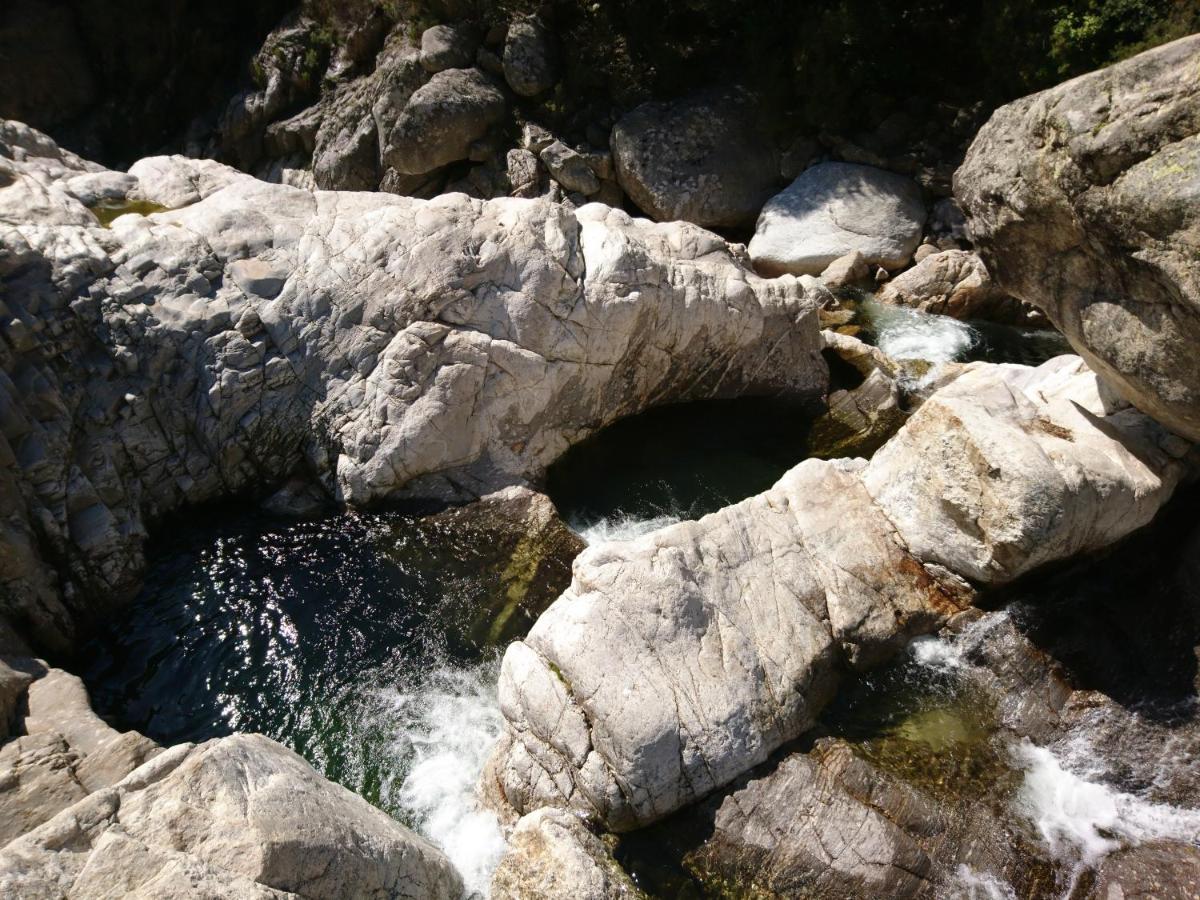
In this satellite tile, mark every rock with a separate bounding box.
[1093,841,1200,898]
[688,739,1027,899]
[23,668,123,756]
[416,487,585,649]
[261,478,330,518]
[229,256,290,300]
[490,808,639,900]
[809,331,908,459]
[862,356,1189,585]
[0,733,89,847]
[419,24,476,73]
[0,659,33,738]
[379,67,507,176]
[877,249,1038,325]
[484,457,973,831]
[612,93,780,228]
[74,731,162,794]
[507,147,542,198]
[819,250,871,289]
[540,141,600,196]
[503,17,558,97]
[484,356,1189,831]
[913,242,938,263]
[929,197,968,243]
[956,34,1200,442]
[749,162,926,276]
[0,123,826,652]
[0,734,464,898]
[61,171,140,207]
[520,122,556,154]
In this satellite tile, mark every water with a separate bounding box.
[851,295,1072,367]
[80,509,539,896]
[547,397,815,542]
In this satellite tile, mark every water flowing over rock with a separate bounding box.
[612,93,780,228]
[0,121,826,654]
[956,33,1200,442]
[0,733,463,899]
[876,249,1038,326]
[749,162,927,276]
[484,355,1191,831]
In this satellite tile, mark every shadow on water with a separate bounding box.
[546,396,816,531]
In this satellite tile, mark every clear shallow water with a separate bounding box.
[81,510,514,896]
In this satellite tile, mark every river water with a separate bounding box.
[78,306,1187,899]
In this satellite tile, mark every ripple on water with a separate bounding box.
[82,510,514,896]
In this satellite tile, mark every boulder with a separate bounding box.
[506,147,541,198]
[612,93,780,228]
[490,808,639,899]
[484,457,973,831]
[0,124,826,652]
[749,162,926,276]
[419,24,476,73]
[862,356,1190,585]
[809,331,909,459]
[379,67,507,176]
[0,733,89,847]
[540,141,601,196]
[688,739,1028,899]
[876,249,1038,325]
[0,659,33,738]
[956,34,1200,441]
[0,734,463,899]
[819,251,871,289]
[503,17,558,97]
[483,356,1190,832]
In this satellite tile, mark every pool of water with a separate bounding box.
[547,397,817,542]
[80,508,527,896]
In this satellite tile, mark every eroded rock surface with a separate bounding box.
[0,733,463,899]
[484,356,1190,831]
[0,121,825,650]
[956,33,1200,441]
[876,249,1038,325]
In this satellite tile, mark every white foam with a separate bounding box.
[950,865,1018,900]
[908,610,1010,673]
[381,659,508,898]
[1013,739,1200,872]
[866,299,978,363]
[572,511,683,545]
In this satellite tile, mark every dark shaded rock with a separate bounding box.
[503,17,558,97]
[419,24,477,74]
[612,92,780,228]
[379,67,506,176]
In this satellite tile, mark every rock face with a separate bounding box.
[688,739,1027,899]
[749,162,926,276]
[379,67,507,176]
[483,355,1190,832]
[503,17,558,97]
[876,249,1038,325]
[490,808,640,900]
[0,733,463,899]
[612,93,780,228]
[956,33,1200,442]
[0,121,826,653]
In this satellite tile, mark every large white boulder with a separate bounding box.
[749,162,926,276]
[0,733,463,899]
[0,124,826,651]
[483,356,1190,831]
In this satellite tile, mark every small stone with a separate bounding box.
[539,141,600,196]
